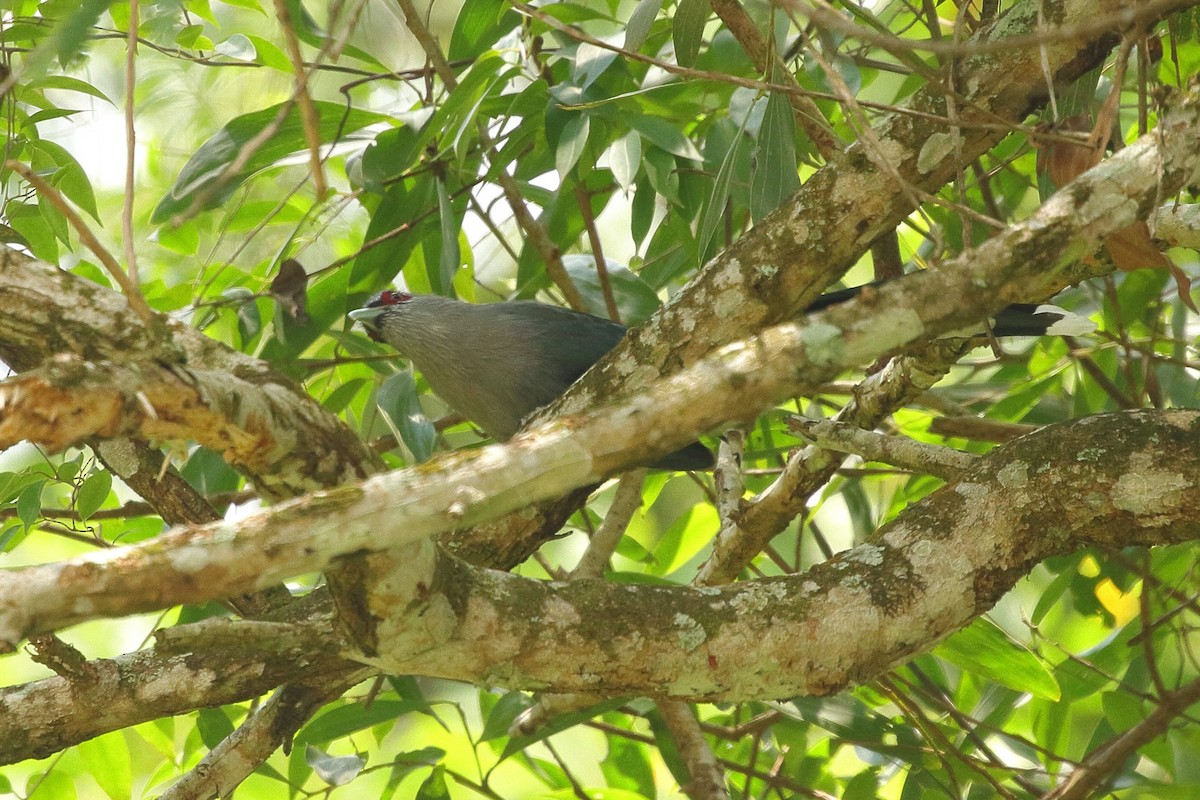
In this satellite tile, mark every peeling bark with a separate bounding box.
[0,251,383,499]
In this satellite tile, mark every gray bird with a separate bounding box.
[349,288,1092,470]
[349,290,715,470]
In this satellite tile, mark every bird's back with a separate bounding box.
[403,299,626,440]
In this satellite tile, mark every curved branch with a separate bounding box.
[2,79,1199,646]
[0,624,347,764]
[538,0,1136,423]
[352,410,1200,700]
[1,408,1196,763]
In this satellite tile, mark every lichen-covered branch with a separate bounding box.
[540,0,1139,421]
[0,358,359,498]
[0,624,348,764]
[343,410,1200,700]
[0,250,383,498]
[3,409,1196,765]
[2,83,1199,649]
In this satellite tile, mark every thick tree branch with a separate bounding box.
[0,625,348,764]
[4,408,1195,765]
[326,410,1200,700]
[699,338,976,583]
[0,358,358,492]
[540,0,1145,422]
[2,77,1200,652]
[0,250,383,499]
[3,80,1199,647]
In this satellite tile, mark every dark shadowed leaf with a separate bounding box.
[377,372,437,463]
[750,89,800,222]
[151,102,388,223]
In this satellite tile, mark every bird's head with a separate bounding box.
[348,290,414,342]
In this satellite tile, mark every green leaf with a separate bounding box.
[175,24,206,49]
[448,0,515,60]
[555,113,590,178]
[29,766,76,800]
[30,140,99,220]
[245,35,292,71]
[479,691,536,741]
[609,129,641,190]
[377,372,437,463]
[196,707,236,749]
[298,699,428,744]
[16,481,43,529]
[0,520,24,552]
[184,0,218,23]
[56,459,80,482]
[277,0,385,68]
[562,256,660,323]
[76,470,112,521]
[750,89,800,222]
[5,202,56,259]
[434,179,461,296]
[624,0,664,51]
[0,471,44,504]
[181,447,243,496]
[601,731,655,795]
[630,175,655,248]
[215,0,264,11]
[26,74,113,104]
[643,146,680,205]
[672,0,709,68]
[321,377,368,415]
[935,618,1061,701]
[627,114,702,161]
[698,112,751,264]
[359,125,423,189]
[22,108,83,128]
[415,765,449,800]
[151,101,389,223]
[23,0,115,77]
[646,706,692,786]
[213,34,256,61]
[78,731,133,800]
[154,218,200,255]
[542,788,648,800]
[651,502,717,577]
[574,40,617,90]
[38,186,71,245]
[383,749,446,800]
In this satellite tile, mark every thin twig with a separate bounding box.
[390,0,586,310]
[6,160,152,322]
[272,0,328,198]
[123,0,139,290]
[575,184,620,321]
[571,469,646,579]
[708,0,840,159]
[656,702,730,800]
[788,417,977,479]
[1042,676,1200,800]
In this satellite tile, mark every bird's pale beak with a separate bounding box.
[348,307,385,323]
